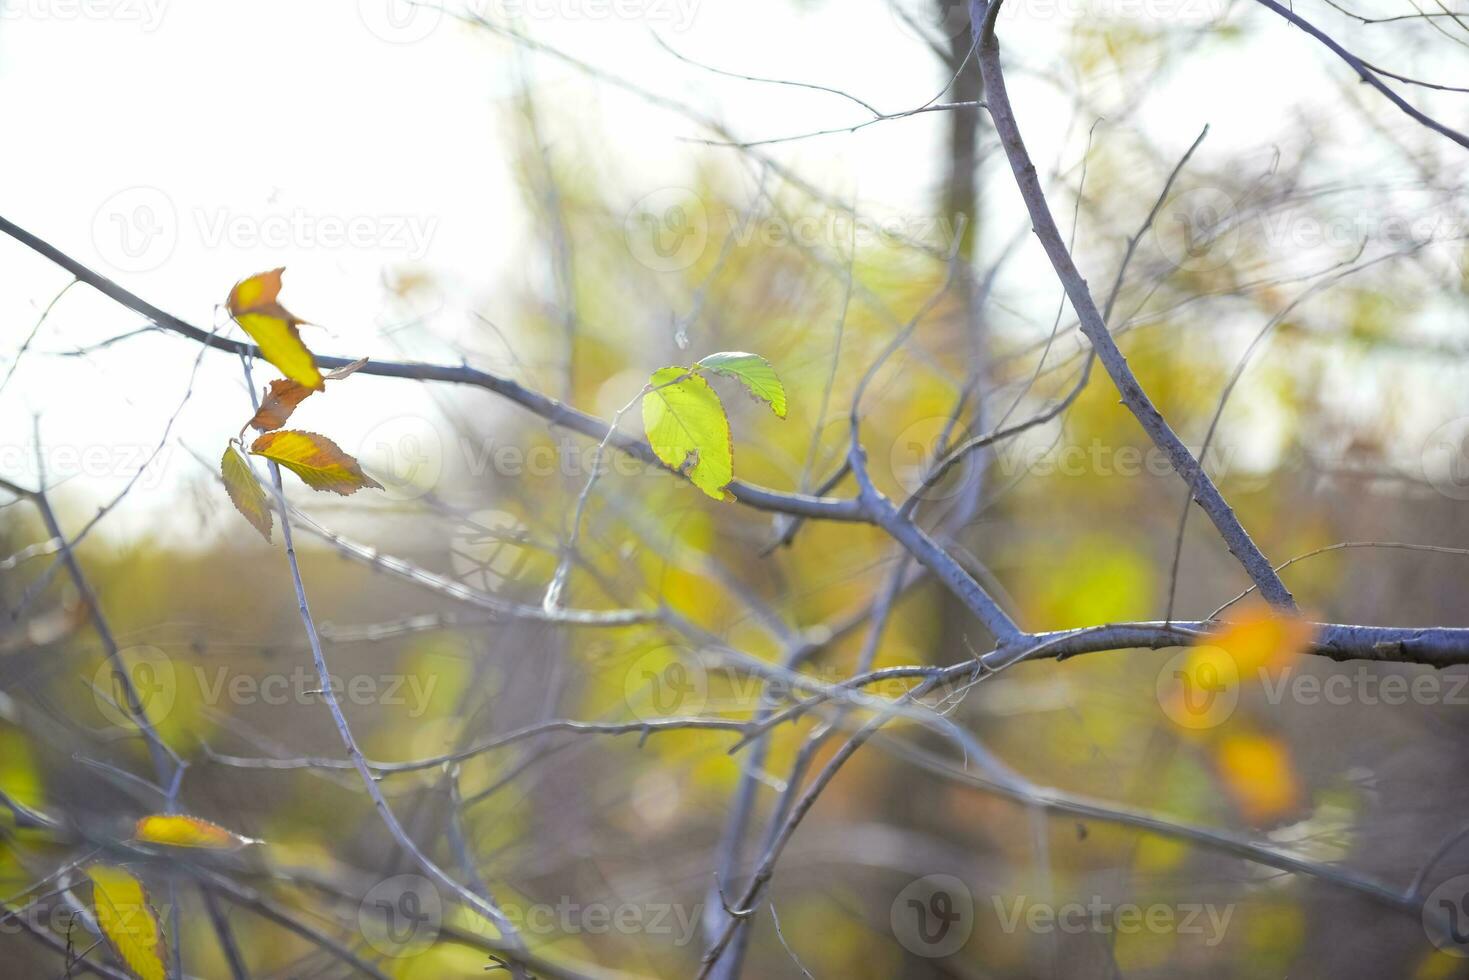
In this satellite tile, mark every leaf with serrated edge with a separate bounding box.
[221,444,272,542]
[249,379,316,431]
[133,814,259,851]
[642,367,733,500]
[250,430,384,496]
[227,269,323,390]
[88,865,166,980]
[697,351,787,418]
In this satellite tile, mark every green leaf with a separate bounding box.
[642,367,733,500]
[696,352,787,418]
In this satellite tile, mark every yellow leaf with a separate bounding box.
[221,444,272,542]
[1170,601,1316,712]
[642,367,733,500]
[1215,731,1301,826]
[1208,601,1316,676]
[1414,949,1467,980]
[227,268,323,390]
[133,814,258,851]
[88,864,167,980]
[250,430,384,496]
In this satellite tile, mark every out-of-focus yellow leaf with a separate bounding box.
[1133,833,1190,874]
[1169,602,1316,719]
[1022,535,1154,630]
[391,942,491,979]
[1414,949,1467,980]
[133,814,258,851]
[1215,731,1301,825]
[1208,601,1316,676]
[249,379,316,431]
[250,430,383,496]
[227,268,323,390]
[221,444,272,542]
[0,728,43,812]
[1241,899,1306,973]
[88,864,166,980]
[1112,924,1177,972]
[642,367,733,500]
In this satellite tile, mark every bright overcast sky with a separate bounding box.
[0,0,1459,541]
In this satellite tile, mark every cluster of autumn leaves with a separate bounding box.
[219,267,792,540]
[220,269,383,543]
[89,817,258,980]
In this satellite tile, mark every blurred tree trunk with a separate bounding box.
[943,6,984,262]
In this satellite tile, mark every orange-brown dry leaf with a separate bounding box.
[221,444,272,542]
[227,268,323,390]
[246,357,370,431]
[133,814,258,851]
[250,430,383,496]
[249,379,316,431]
